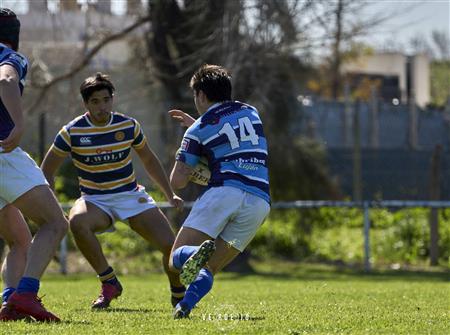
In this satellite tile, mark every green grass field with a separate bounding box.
[1,262,448,335]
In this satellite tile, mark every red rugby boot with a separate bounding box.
[0,302,31,321]
[91,282,123,309]
[7,292,60,322]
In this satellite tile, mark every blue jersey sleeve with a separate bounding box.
[176,124,202,167]
[0,52,28,80]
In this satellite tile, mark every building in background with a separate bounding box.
[342,52,430,108]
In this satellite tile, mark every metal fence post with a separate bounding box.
[363,201,371,272]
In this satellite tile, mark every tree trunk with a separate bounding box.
[331,0,344,99]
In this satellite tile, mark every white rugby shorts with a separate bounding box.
[79,185,157,232]
[183,186,270,252]
[0,147,49,210]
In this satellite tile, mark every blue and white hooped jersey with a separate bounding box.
[51,112,147,195]
[0,43,28,140]
[176,101,270,204]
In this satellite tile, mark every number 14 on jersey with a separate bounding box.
[218,117,259,149]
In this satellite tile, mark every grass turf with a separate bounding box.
[0,262,448,334]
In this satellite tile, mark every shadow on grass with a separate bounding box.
[219,261,449,283]
[197,315,265,322]
[92,307,156,313]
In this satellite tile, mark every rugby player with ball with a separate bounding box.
[168,64,271,318]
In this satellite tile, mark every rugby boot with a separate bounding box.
[180,240,215,286]
[0,302,31,321]
[91,281,123,309]
[173,301,191,319]
[6,292,60,322]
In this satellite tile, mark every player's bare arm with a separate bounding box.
[134,143,184,210]
[40,147,68,191]
[170,160,193,190]
[168,109,196,128]
[0,64,23,152]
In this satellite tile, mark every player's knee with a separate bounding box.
[69,215,88,235]
[32,206,68,234]
[34,210,68,239]
[48,215,68,240]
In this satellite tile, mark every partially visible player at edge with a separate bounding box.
[0,8,68,322]
[41,72,186,310]
[168,64,271,318]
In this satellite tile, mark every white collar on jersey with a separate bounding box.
[84,112,114,127]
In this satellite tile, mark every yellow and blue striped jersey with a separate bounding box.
[51,112,146,195]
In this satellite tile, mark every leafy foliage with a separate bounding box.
[430,60,450,108]
[251,208,450,267]
[144,0,336,201]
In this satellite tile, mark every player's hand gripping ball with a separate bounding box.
[176,150,211,186]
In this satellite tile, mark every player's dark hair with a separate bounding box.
[0,8,20,51]
[80,72,115,102]
[190,64,232,102]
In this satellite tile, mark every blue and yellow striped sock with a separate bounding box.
[98,267,119,286]
[171,285,186,300]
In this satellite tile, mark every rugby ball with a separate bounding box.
[189,157,211,186]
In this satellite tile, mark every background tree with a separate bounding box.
[144,0,337,202]
[309,0,399,100]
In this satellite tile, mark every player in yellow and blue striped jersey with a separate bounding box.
[41,73,185,310]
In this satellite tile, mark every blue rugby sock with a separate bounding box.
[181,268,214,310]
[16,277,40,294]
[172,245,199,270]
[2,287,15,303]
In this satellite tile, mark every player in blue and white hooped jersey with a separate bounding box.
[0,8,68,322]
[169,64,271,318]
[41,73,186,310]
